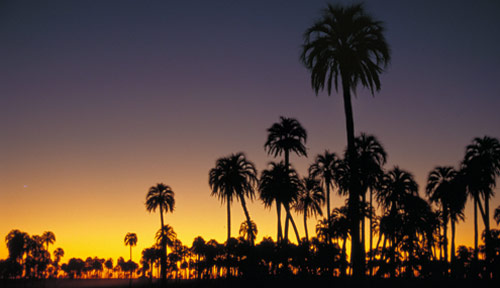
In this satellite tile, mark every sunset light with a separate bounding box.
[1,0,500,286]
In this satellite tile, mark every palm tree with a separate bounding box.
[301,3,391,276]
[377,167,418,277]
[239,220,258,244]
[259,161,302,244]
[495,205,500,225]
[265,116,307,242]
[209,152,257,245]
[352,133,386,268]
[448,170,467,268]
[463,136,500,265]
[41,231,56,253]
[145,183,175,283]
[155,225,177,254]
[124,233,138,262]
[426,166,457,264]
[53,247,64,277]
[309,150,341,243]
[295,176,324,242]
[5,229,29,264]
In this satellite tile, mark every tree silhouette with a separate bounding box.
[265,116,307,243]
[53,247,64,277]
[295,176,324,242]
[309,151,341,244]
[301,3,391,276]
[426,166,457,265]
[463,136,500,268]
[124,233,138,262]
[209,152,258,246]
[495,205,500,226]
[352,133,386,272]
[377,167,418,277]
[259,162,302,244]
[145,183,175,284]
[239,220,258,245]
[41,231,55,254]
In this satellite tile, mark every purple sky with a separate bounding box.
[1,0,499,259]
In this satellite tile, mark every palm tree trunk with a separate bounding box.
[483,192,491,279]
[284,150,291,241]
[473,196,478,262]
[369,188,374,276]
[303,210,309,242]
[284,203,290,243]
[159,203,166,285]
[362,191,366,261]
[451,219,456,274]
[226,195,231,278]
[277,202,283,242]
[284,206,301,244]
[443,204,448,265]
[341,74,363,277]
[326,182,332,244]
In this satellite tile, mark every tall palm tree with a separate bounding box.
[124,233,138,262]
[295,176,324,242]
[426,166,457,264]
[259,161,302,244]
[463,136,500,265]
[239,220,258,244]
[145,183,175,283]
[209,152,257,245]
[301,3,390,276]
[265,116,307,242]
[41,231,56,253]
[352,133,386,268]
[309,150,341,243]
[377,167,418,277]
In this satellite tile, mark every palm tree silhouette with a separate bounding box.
[41,231,55,253]
[309,150,341,243]
[124,233,138,262]
[352,133,386,270]
[265,116,307,242]
[259,161,302,244]
[426,166,457,264]
[156,225,177,256]
[301,4,390,276]
[239,220,258,244]
[377,167,418,277]
[495,205,500,226]
[209,152,258,246]
[145,183,175,284]
[295,176,324,242]
[463,136,500,267]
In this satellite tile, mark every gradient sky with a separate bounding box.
[1,0,500,263]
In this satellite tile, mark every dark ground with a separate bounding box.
[1,278,497,288]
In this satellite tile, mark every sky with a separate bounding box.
[1,0,500,263]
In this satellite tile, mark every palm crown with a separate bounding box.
[300,3,390,96]
[265,116,307,162]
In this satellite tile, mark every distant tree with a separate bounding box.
[259,162,302,244]
[52,248,64,277]
[104,258,113,278]
[463,136,500,269]
[239,220,258,244]
[265,116,307,242]
[426,166,457,264]
[156,224,177,263]
[309,151,341,243]
[209,152,258,245]
[145,183,175,283]
[295,176,324,242]
[495,205,500,226]
[124,233,138,262]
[191,236,206,279]
[41,231,55,253]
